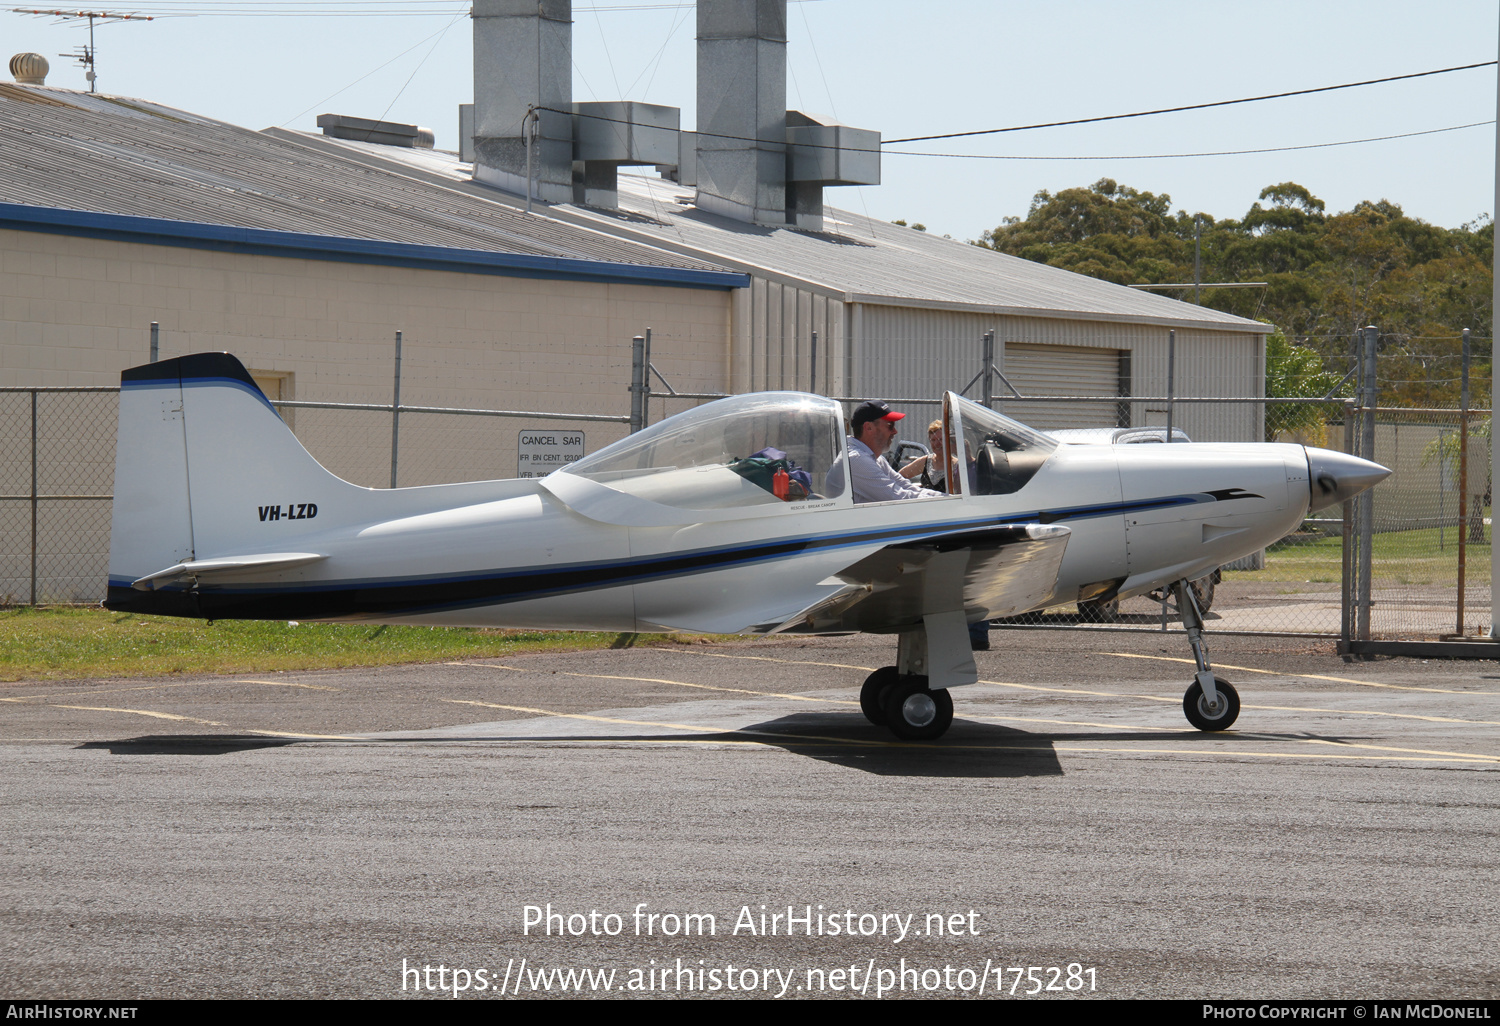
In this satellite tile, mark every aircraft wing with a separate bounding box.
[765,523,1070,634]
[650,523,1069,635]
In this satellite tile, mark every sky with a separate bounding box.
[3,0,1498,242]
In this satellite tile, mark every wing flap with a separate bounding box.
[775,523,1070,634]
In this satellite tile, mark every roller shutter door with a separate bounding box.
[1000,344,1121,431]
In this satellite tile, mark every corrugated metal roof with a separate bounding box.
[311,134,1267,335]
[0,83,727,274]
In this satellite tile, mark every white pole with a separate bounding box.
[1492,29,1499,638]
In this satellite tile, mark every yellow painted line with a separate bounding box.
[0,679,342,702]
[441,698,719,734]
[976,679,1180,703]
[962,712,1497,761]
[236,680,342,691]
[1106,652,1491,695]
[1235,733,1499,763]
[245,728,364,740]
[1050,744,1494,766]
[43,704,226,726]
[654,649,879,673]
[966,712,1181,732]
[1241,702,1500,728]
[438,698,884,747]
[448,662,859,706]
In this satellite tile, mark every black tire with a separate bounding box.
[1189,573,1216,613]
[882,675,954,741]
[1183,676,1239,731]
[1077,597,1121,622]
[859,666,901,726]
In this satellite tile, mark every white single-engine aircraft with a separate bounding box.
[105,353,1390,741]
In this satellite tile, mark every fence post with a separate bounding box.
[629,335,646,434]
[29,389,37,607]
[981,331,994,408]
[1458,329,1470,634]
[1356,325,1378,642]
[642,327,653,429]
[1165,329,1176,441]
[149,321,159,363]
[1340,400,1356,651]
[390,330,402,489]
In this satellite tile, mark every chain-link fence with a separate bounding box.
[0,388,117,604]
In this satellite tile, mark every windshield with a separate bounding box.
[949,393,1057,496]
[561,392,847,510]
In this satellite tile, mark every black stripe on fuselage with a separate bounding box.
[103,489,1251,621]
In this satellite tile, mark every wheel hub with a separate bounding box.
[901,692,937,728]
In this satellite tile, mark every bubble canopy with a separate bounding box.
[559,392,848,512]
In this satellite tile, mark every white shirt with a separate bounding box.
[847,438,943,504]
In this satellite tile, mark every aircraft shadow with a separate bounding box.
[727,712,1065,778]
[77,734,297,755]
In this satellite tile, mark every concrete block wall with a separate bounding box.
[0,229,734,487]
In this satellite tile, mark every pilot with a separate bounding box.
[847,400,943,504]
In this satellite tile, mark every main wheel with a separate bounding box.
[1189,572,1216,613]
[1077,596,1121,622]
[882,675,954,741]
[1183,676,1239,731]
[859,666,901,726]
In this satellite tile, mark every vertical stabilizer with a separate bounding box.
[106,353,353,607]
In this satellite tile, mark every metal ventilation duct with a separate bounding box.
[693,1,881,230]
[472,0,574,203]
[695,0,788,226]
[572,101,680,207]
[785,110,880,230]
[317,113,434,149]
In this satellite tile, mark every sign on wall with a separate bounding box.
[517,429,585,478]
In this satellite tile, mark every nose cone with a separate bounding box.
[1304,447,1392,512]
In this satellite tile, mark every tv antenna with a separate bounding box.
[9,9,154,93]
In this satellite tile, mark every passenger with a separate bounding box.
[847,400,943,504]
[899,420,950,491]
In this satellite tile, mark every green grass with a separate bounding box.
[0,606,711,682]
[1230,524,1491,587]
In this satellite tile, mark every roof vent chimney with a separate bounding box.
[10,53,48,85]
[693,2,880,229]
[694,0,787,226]
[472,0,575,203]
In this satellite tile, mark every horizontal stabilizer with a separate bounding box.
[131,552,328,591]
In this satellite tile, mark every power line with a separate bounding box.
[54,0,828,14]
[554,105,1495,164]
[883,60,1500,145]
[886,120,1496,161]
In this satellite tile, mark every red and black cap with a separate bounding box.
[851,400,905,431]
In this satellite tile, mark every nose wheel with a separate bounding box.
[1184,675,1239,731]
[1173,578,1241,731]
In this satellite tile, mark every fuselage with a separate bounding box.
[107,436,1312,631]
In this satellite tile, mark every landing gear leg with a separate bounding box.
[1173,578,1240,731]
